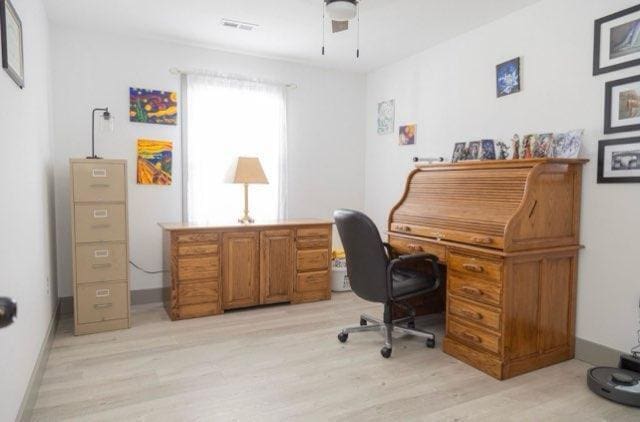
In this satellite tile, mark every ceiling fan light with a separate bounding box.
[326,0,357,21]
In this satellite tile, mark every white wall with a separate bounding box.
[0,0,57,419]
[364,0,640,353]
[51,27,366,297]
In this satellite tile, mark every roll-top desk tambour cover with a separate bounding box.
[70,159,130,335]
[388,158,587,380]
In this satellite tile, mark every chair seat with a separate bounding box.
[392,268,437,297]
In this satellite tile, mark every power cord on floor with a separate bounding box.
[129,260,168,274]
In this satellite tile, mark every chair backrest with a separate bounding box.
[333,209,389,303]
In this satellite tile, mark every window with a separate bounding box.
[183,74,287,223]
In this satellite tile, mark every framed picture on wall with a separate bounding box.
[593,4,640,75]
[496,57,520,97]
[604,74,640,134]
[0,0,24,88]
[597,137,640,183]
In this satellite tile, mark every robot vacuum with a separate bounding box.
[587,354,640,407]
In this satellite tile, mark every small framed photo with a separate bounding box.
[398,124,416,146]
[521,134,537,159]
[604,74,640,134]
[467,141,480,160]
[598,137,640,183]
[534,133,553,158]
[496,57,520,98]
[480,139,496,160]
[451,142,466,163]
[496,141,510,160]
[551,130,583,158]
[0,0,24,88]
[593,4,640,75]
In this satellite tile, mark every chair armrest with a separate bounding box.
[382,242,392,257]
[386,253,442,301]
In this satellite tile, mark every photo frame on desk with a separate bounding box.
[0,0,24,88]
[597,137,640,183]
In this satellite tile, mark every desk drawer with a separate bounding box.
[73,163,126,203]
[178,243,219,256]
[74,204,126,243]
[448,296,501,332]
[76,243,127,283]
[176,232,219,243]
[297,227,330,238]
[388,236,446,261]
[448,318,500,355]
[297,249,329,272]
[178,256,219,281]
[449,252,502,283]
[448,273,502,306]
[178,281,219,305]
[296,270,329,293]
[77,281,128,324]
[296,237,329,250]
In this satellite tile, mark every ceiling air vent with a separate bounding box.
[221,19,259,31]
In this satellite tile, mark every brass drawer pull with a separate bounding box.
[93,303,113,309]
[461,286,484,296]
[461,332,482,343]
[462,263,484,273]
[92,263,112,269]
[461,310,483,320]
[472,237,493,244]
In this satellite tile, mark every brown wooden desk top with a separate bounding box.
[159,218,333,231]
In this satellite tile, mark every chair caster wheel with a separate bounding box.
[360,318,367,326]
[407,320,416,329]
[338,332,348,343]
[380,347,392,358]
[426,338,436,348]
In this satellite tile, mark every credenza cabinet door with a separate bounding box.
[260,229,294,305]
[222,232,260,309]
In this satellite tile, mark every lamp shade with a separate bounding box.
[225,157,269,184]
[326,0,357,21]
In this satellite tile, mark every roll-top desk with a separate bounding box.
[160,220,333,320]
[388,158,587,379]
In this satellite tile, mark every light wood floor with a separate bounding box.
[33,292,637,421]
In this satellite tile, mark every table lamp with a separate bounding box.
[225,157,269,224]
[88,107,115,159]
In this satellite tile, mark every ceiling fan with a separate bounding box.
[322,0,360,58]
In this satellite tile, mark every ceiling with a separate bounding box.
[44,0,541,73]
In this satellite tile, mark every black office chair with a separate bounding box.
[334,209,442,358]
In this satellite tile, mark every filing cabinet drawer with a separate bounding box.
[73,162,126,203]
[448,273,502,306]
[74,204,127,243]
[449,252,503,283]
[178,243,219,256]
[388,235,446,261]
[76,243,127,283]
[176,232,219,243]
[296,270,329,293]
[178,256,219,281]
[178,280,219,306]
[297,249,329,272]
[448,318,501,355]
[77,282,128,324]
[448,296,501,332]
[297,227,330,238]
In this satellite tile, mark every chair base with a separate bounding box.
[337,313,436,358]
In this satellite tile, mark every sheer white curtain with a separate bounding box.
[183,74,287,224]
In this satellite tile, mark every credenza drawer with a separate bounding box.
[297,227,330,238]
[297,249,329,272]
[449,252,502,283]
[388,235,446,261]
[73,162,126,203]
[296,270,329,293]
[178,256,219,281]
[178,281,219,305]
[448,318,501,355]
[448,296,501,332]
[77,281,128,324]
[76,243,127,283]
[74,204,127,243]
[178,243,219,256]
[177,302,220,319]
[176,232,219,243]
[296,237,329,250]
[448,273,502,306]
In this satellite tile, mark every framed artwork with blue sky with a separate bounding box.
[496,57,520,98]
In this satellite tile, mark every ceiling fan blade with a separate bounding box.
[332,20,349,33]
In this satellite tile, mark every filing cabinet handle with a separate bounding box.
[461,286,484,297]
[462,263,484,273]
[90,183,110,188]
[92,263,112,269]
[93,303,113,309]
[461,310,483,321]
[91,224,111,229]
[461,332,482,343]
[472,236,493,245]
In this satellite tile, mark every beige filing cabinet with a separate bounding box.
[70,159,130,335]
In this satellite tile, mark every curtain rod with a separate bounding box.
[169,67,298,89]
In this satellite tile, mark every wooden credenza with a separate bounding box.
[160,220,333,320]
[70,159,131,335]
[388,158,587,380]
